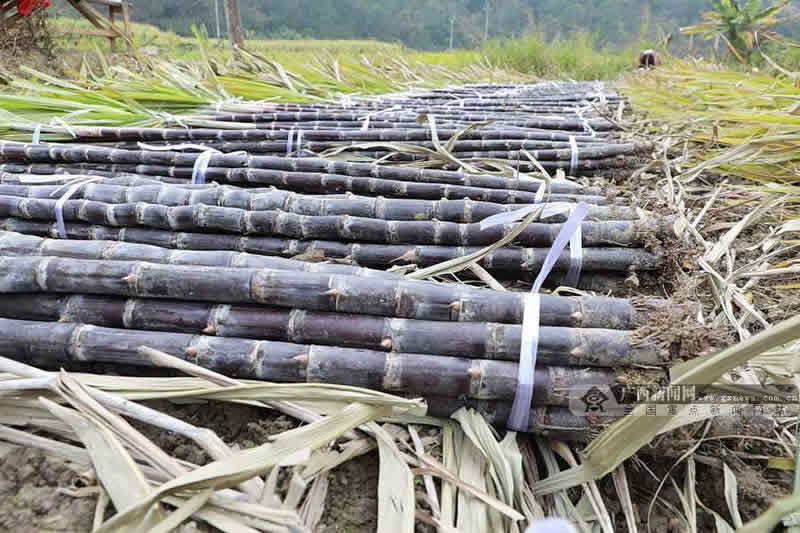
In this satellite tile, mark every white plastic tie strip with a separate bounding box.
[214,97,243,113]
[564,220,583,287]
[32,125,42,145]
[191,149,222,185]
[477,179,548,230]
[138,142,218,152]
[568,135,579,177]
[52,177,102,239]
[507,201,589,431]
[294,129,304,156]
[575,100,597,137]
[359,105,402,131]
[286,127,296,156]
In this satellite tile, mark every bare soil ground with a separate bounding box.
[0,401,381,532]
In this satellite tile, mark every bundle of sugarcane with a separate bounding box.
[0,251,697,438]
[0,163,613,200]
[86,138,622,152]
[0,182,637,222]
[0,255,678,328]
[0,153,631,174]
[0,223,659,289]
[41,147,633,172]
[177,115,615,133]
[0,172,604,209]
[0,195,666,248]
[0,141,598,193]
[21,126,608,144]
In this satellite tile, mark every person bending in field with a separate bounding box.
[639,49,659,69]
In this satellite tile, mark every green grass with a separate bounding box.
[48,18,635,81]
[49,18,402,61]
[481,31,639,80]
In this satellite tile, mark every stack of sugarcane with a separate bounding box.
[0,230,688,441]
[0,82,681,439]
[0,161,667,289]
[0,82,664,289]
[0,81,648,173]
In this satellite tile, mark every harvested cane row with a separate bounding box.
[0,82,685,439]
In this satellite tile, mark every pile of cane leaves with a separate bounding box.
[0,28,525,141]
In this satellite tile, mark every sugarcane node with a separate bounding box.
[324,288,340,297]
[468,366,482,380]
[293,354,310,367]
[184,346,198,357]
[122,273,137,286]
[202,325,217,335]
[395,249,417,263]
[380,338,393,350]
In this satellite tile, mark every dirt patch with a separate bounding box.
[0,445,96,533]
[318,453,380,533]
[0,396,385,533]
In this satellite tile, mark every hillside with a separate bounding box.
[51,0,717,49]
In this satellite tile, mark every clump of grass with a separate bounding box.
[482,31,637,80]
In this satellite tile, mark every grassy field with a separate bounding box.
[47,17,639,81]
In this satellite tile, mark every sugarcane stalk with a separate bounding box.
[0,183,638,223]
[0,172,228,188]
[41,126,606,144]
[0,255,682,329]
[0,196,665,247]
[0,293,668,366]
[0,166,191,185]
[0,230,397,279]
[0,153,630,175]
[0,219,664,273]
[0,142,594,196]
[422,397,610,441]
[86,140,646,159]
[196,111,615,131]
[0,316,649,407]
[0,165,606,204]
[73,138,606,151]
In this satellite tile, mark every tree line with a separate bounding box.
[58,1,799,50]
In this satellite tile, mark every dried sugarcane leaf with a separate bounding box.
[405,205,543,280]
[439,422,459,528]
[453,409,520,531]
[95,403,384,532]
[723,462,744,528]
[299,472,329,531]
[148,488,215,533]
[533,313,800,496]
[704,196,785,263]
[39,397,163,532]
[456,434,489,533]
[367,422,415,533]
